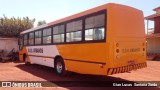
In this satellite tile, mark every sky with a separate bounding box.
[0,0,159,27]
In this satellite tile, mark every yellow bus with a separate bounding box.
[19,3,146,76]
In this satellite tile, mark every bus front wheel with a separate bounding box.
[55,58,67,76]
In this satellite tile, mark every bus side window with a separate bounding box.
[43,28,51,44]
[29,32,34,45]
[53,25,65,43]
[85,14,105,41]
[35,30,42,45]
[66,20,82,42]
[94,28,104,40]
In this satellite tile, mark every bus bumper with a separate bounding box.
[107,62,147,75]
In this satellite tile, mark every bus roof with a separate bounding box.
[20,3,140,34]
[21,24,48,34]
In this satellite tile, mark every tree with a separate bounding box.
[37,20,46,26]
[0,15,35,37]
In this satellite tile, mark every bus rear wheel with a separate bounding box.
[55,58,67,76]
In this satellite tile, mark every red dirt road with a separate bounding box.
[0,61,159,90]
[112,61,160,81]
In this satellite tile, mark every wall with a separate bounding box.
[0,38,18,53]
[147,37,160,54]
[154,16,160,33]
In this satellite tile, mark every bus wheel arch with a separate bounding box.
[54,55,67,76]
[23,53,30,64]
[23,53,26,61]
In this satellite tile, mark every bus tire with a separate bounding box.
[24,55,30,65]
[55,58,67,76]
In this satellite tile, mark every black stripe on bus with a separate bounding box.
[27,55,54,59]
[124,66,127,72]
[117,67,119,73]
[107,68,110,75]
[19,54,106,65]
[111,68,115,75]
[120,67,123,73]
[114,68,117,74]
[65,59,106,64]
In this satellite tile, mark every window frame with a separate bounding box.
[52,24,65,43]
[18,35,24,50]
[28,32,35,45]
[35,30,42,45]
[20,9,106,46]
[66,19,83,43]
[42,27,52,44]
[23,34,28,46]
[83,10,106,43]
[66,30,83,43]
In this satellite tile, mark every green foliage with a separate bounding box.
[0,15,35,37]
[37,20,46,26]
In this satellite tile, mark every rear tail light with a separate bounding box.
[116,43,119,47]
[142,43,145,46]
[116,49,119,53]
[143,48,145,51]
[100,64,105,68]
[116,55,120,59]
[142,53,145,56]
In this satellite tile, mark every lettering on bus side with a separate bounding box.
[122,48,140,53]
[28,48,43,53]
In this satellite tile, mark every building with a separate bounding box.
[0,38,19,53]
[145,6,160,59]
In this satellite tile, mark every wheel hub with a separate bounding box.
[57,62,63,73]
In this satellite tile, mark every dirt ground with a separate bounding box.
[0,60,159,90]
